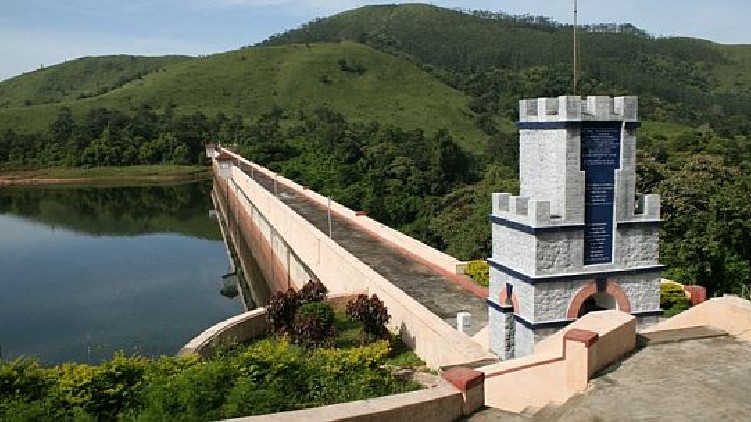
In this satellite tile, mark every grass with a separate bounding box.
[0,43,487,152]
[641,120,695,139]
[331,311,426,368]
[711,44,751,93]
[0,55,191,108]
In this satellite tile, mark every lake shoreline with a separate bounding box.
[0,165,212,186]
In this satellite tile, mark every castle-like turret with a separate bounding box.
[488,96,662,359]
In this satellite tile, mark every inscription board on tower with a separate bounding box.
[581,122,621,265]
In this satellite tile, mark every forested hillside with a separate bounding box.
[0,43,486,150]
[1,4,750,295]
[263,4,751,139]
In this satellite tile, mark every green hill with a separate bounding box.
[262,4,751,138]
[0,55,191,108]
[0,43,488,152]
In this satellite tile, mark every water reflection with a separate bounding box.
[0,183,221,239]
[0,182,243,364]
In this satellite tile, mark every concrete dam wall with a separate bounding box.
[211,152,495,369]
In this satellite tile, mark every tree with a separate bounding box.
[659,155,751,295]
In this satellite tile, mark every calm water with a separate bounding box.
[0,182,244,364]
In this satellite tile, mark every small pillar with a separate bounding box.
[456,311,471,333]
[205,142,217,159]
[215,152,235,180]
[442,367,485,416]
[564,329,599,391]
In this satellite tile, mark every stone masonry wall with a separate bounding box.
[520,129,569,217]
[535,231,585,275]
[492,225,536,275]
[615,226,660,267]
[618,274,661,313]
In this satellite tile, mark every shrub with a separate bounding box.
[137,359,235,422]
[660,282,689,309]
[0,358,53,402]
[292,304,337,348]
[298,279,328,304]
[266,288,300,334]
[297,302,335,329]
[346,294,391,340]
[465,260,489,287]
[0,337,422,421]
[661,282,691,317]
[52,353,148,420]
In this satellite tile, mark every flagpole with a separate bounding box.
[573,0,578,95]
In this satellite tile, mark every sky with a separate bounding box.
[1,0,749,82]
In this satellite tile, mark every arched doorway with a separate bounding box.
[567,280,631,319]
[577,292,618,318]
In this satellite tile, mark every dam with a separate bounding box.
[207,145,496,369]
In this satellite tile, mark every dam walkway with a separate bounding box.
[235,161,489,336]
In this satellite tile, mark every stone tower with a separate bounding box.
[488,96,663,359]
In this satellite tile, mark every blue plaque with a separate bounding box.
[580,122,622,265]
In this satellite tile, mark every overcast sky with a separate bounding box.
[1,0,749,82]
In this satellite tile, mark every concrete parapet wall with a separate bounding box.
[643,296,751,342]
[480,310,637,413]
[236,155,466,275]
[218,152,495,369]
[178,308,268,359]
[221,382,464,422]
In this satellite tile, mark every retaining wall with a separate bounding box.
[479,310,637,413]
[643,296,751,342]
[178,293,361,358]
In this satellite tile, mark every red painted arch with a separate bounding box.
[499,286,520,314]
[566,280,631,319]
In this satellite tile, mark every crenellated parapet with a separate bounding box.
[492,193,571,229]
[518,96,638,123]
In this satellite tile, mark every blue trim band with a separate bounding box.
[617,220,662,228]
[515,121,641,130]
[491,215,661,235]
[487,258,665,284]
[631,309,663,317]
[487,299,514,314]
[514,315,575,330]
[489,301,663,328]
[490,215,584,234]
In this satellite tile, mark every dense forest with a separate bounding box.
[1,4,750,295]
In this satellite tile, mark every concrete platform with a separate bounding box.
[238,163,489,336]
[466,334,751,421]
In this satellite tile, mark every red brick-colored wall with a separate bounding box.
[683,285,707,306]
[215,179,291,298]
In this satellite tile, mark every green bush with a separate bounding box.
[660,282,689,308]
[0,358,53,402]
[465,260,489,287]
[0,322,420,421]
[297,302,335,329]
[661,282,691,317]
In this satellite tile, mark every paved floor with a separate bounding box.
[237,163,488,336]
[467,333,751,421]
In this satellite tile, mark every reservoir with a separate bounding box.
[0,182,245,364]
